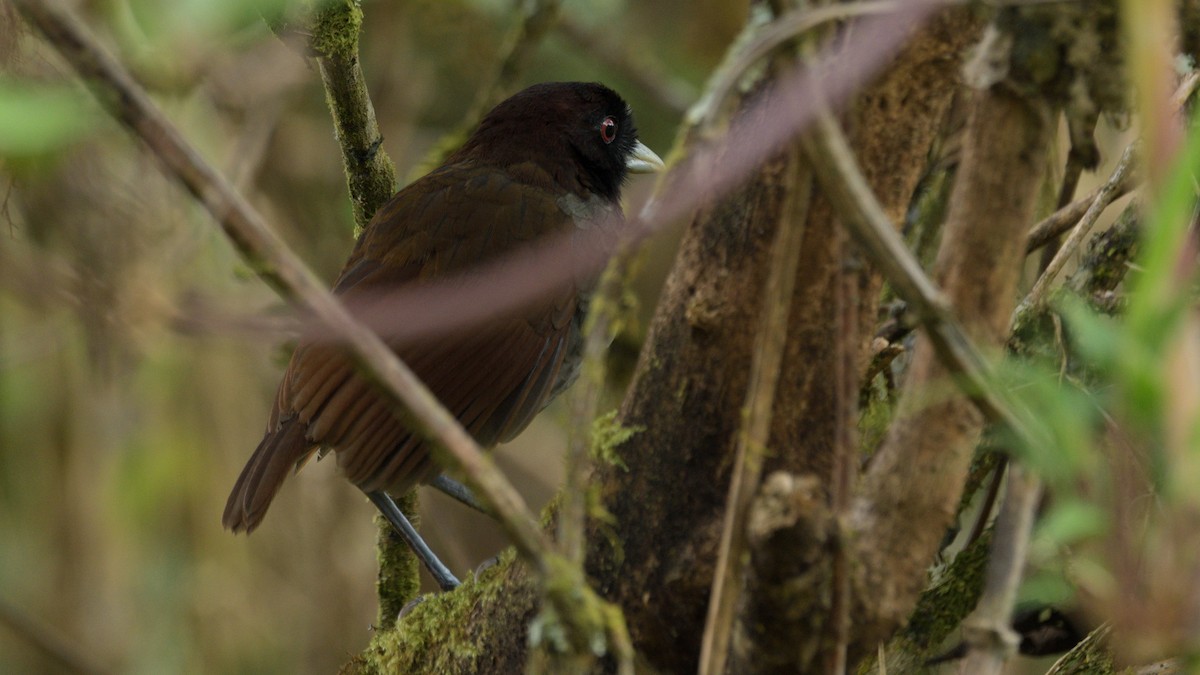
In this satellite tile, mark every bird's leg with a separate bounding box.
[429,474,494,517]
[366,490,461,591]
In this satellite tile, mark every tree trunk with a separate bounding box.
[345,8,981,673]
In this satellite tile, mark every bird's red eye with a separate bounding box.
[600,117,617,144]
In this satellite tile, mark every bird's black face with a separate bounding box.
[458,82,662,202]
[561,85,640,201]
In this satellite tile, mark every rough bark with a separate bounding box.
[589,10,979,673]
[345,8,979,673]
[851,77,1054,649]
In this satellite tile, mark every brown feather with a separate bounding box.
[224,82,644,531]
[222,419,313,532]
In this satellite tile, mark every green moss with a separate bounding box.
[902,528,993,652]
[374,492,421,630]
[1008,296,1062,367]
[1070,202,1140,298]
[353,549,519,674]
[529,553,631,669]
[590,410,642,470]
[1050,625,1116,675]
[309,0,363,60]
[858,373,894,457]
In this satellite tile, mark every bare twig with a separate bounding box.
[1171,70,1200,108]
[959,464,1043,674]
[1025,174,1137,253]
[557,16,694,115]
[559,238,641,566]
[549,260,638,673]
[704,0,921,127]
[464,0,561,137]
[1022,142,1138,310]
[967,457,1008,546]
[555,250,637,675]
[13,0,553,575]
[559,278,611,567]
[1038,110,1098,269]
[1024,69,1199,282]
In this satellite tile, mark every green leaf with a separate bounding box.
[1034,500,1107,551]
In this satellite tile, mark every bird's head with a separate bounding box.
[455,82,664,201]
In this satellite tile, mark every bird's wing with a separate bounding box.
[273,163,582,493]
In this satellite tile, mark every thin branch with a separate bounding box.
[1038,110,1098,270]
[556,250,645,675]
[408,0,560,178]
[13,0,554,575]
[554,252,638,675]
[704,0,923,128]
[697,150,811,675]
[560,253,628,566]
[967,457,1008,546]
[462,0,561,142]
[1171,69,1200,108]
[557,16,694,115]
[1024,69,1198,261]
[959,464,1043,674]
[1022,142,1138,310]
[1025,173,1137,253]
[801,98,1044,450]
[1043,624,1114,675]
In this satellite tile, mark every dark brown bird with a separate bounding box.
[222,82,662,587]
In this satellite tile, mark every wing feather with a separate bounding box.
[227,161,595,524]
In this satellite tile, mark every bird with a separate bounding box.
[222,82,664,589]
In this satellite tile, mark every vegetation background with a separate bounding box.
[0,1,723,672]
[4,0,1199,674]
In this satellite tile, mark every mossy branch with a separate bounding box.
[308,0,397,232]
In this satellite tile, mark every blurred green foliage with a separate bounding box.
[0,79,95,158]
[0,0,731,671]
[999,101,1200,657]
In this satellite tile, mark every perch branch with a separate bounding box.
[307,0,397,231]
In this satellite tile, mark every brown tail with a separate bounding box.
[223,419,313,533]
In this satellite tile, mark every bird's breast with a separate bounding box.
[556,192,621,230]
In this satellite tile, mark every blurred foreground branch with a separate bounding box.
[0,598,109,675]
